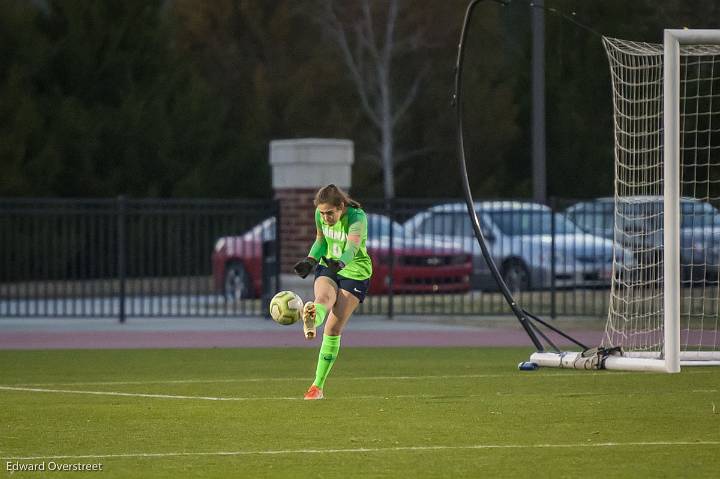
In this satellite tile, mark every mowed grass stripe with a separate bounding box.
[5,441,720,462]
[1,385,716,403]
[4,374,561,387]
[0,386,300,401]
[6,368,718,387]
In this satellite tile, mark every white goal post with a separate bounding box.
[531,29,720,372]
[663,30,720,372]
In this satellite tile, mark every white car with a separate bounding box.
[404,201,634,291]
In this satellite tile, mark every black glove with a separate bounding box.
[325,258,345,275]
[293,257,317,279]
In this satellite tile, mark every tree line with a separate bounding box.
[1,0,717,200]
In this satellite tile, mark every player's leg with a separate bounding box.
[305,279,367,400]
[323,289,360,336]
[302,276,336,340]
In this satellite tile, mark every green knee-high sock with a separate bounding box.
[313,334,341,389]
[314,303,328,327]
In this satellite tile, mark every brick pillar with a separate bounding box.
[270,139,354,295]
[274,188,317,272]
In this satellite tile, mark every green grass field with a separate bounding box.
[1,347,719,478]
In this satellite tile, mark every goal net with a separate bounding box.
[532,30,720,372]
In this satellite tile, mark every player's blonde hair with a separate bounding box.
[314,184,361,209]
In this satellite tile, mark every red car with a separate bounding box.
[212,214,472,300]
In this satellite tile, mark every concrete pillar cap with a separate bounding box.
[270,139,354,190]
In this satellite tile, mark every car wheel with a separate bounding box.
[224,262,252,301]
[502,259,530,292]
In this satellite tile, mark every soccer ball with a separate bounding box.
[269,290,303,325]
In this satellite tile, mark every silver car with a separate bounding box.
[404,201,632,291]
[566,196,720,283]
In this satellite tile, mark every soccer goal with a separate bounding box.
[532,30,720,372]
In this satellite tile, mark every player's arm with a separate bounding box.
[308,223,327,261]
[294,210,326,278]
[328,215,366,274]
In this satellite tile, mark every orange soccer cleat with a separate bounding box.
[303,385,324,400]
[302,302,316,340]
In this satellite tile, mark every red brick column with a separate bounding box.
[274,188,317,273]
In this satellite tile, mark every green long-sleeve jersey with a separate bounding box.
[310,206,372,280]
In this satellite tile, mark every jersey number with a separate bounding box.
[332,243,342,257]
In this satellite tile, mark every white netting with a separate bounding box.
[603,36,720,359]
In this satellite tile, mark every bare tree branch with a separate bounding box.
[381,0,398,68]
[360,2,381,65]
[394,146,437,165]
[393,63,428,127]
[316,0,426,199]
[320,0,381,127]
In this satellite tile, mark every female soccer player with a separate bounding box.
[293,184,372,400]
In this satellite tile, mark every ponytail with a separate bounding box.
[314,184,361,209]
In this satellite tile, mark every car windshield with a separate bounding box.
[570,211,614,231]
[486,211,583,236]
[620,200,720,228]
[681,201,720,227]
[566,203,614,232]
[415,212,487,237]
[367,215,405,238]
[420,211,582,237]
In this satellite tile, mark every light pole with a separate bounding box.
[531,0,547,204]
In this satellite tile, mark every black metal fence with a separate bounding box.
[358,198,612,318]
[0,197,616,320]
[0,198,278,319]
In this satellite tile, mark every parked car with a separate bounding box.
[212,218,274,301]
[403,201,632,291]
[566,196,720,282]
[212,214,473,300]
